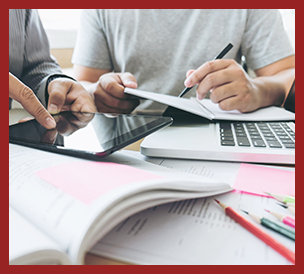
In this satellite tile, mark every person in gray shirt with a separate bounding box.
[72,9,295,114]
[9,9,96,128]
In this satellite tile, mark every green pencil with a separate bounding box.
[241,210,295,241]
[264,192,295,204]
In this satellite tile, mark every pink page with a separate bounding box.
[233,163,295,197]
[35,162,163,205]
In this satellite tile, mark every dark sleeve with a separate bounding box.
[21,9,72,106]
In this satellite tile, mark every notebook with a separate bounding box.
[125,87,295,122]
[139,81,295,165]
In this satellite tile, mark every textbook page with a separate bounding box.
[9,206,70,265]
[90,192,295,265]
[121,150,241,187]
[92,151,295,265]
[9,144,231,264]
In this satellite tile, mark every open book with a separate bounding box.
[125,88,295,121]
[9,144,233,265]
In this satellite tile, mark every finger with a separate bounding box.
[96,82,140,111]
[119,72,138,89]
[18,117,34,123]
[51,80,97,114]
[184,59,231,88]
[213,84,254,113]
[47,79,69,114]
[196,69,233,100]
[53,115,78,136]
[217,96,240,112]
[9,73,56,129]
[209,82,239,104]
[186,70,195,78]
[99,73,133,100]
[40,129,58,144]
[71,94,97,113]
[68,112,95,127]
[56,111,94,129]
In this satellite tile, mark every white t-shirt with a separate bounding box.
[72,9,294,111]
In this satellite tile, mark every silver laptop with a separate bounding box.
[141,82,295,165]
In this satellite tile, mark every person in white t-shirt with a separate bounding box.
[72,9,295,114]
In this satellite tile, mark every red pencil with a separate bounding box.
[214,199,295,264]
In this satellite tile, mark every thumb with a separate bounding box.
[9,73,56,129]
[186,69,195,78]
[119,72,138,89]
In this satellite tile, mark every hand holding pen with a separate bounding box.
[179,43,233,98]
[180,41,270,113]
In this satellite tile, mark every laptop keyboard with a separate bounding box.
[220,122,295,149]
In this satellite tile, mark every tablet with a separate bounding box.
[9,111,173,160]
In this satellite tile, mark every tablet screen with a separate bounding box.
[9,111,172,160]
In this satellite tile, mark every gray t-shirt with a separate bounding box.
[72,9,294,111]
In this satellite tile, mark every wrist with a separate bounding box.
[251,77,286,109]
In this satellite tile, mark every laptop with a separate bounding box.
[140,81,295,165]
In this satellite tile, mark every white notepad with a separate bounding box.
[124,88,295,121]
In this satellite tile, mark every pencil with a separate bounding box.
[278,203,295,214]
[265,209,295,228]
[178,43,233,98]
[214,199,295,264]
[265,192,295,204]
[242,210,295,241]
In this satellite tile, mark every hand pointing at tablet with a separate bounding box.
[9,72,57,129]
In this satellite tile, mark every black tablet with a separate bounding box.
[9,111,173,160]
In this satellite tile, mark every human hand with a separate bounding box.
[184,59,260,113]
[9,72,56,129]
[47,78,97,114]
[89,72,140,113]
[53,111,94,136]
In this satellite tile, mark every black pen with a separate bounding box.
[178,43,233,98]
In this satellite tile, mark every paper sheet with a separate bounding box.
[91,192,295,265]
[90,151,295,265]
[121,151,295,197]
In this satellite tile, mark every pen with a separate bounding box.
[265,192,295,204]
[265,209,295,228]
[241,210,295,241]
[178,43,233,98]
[214,199,295,264]
[278,203,295,214]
